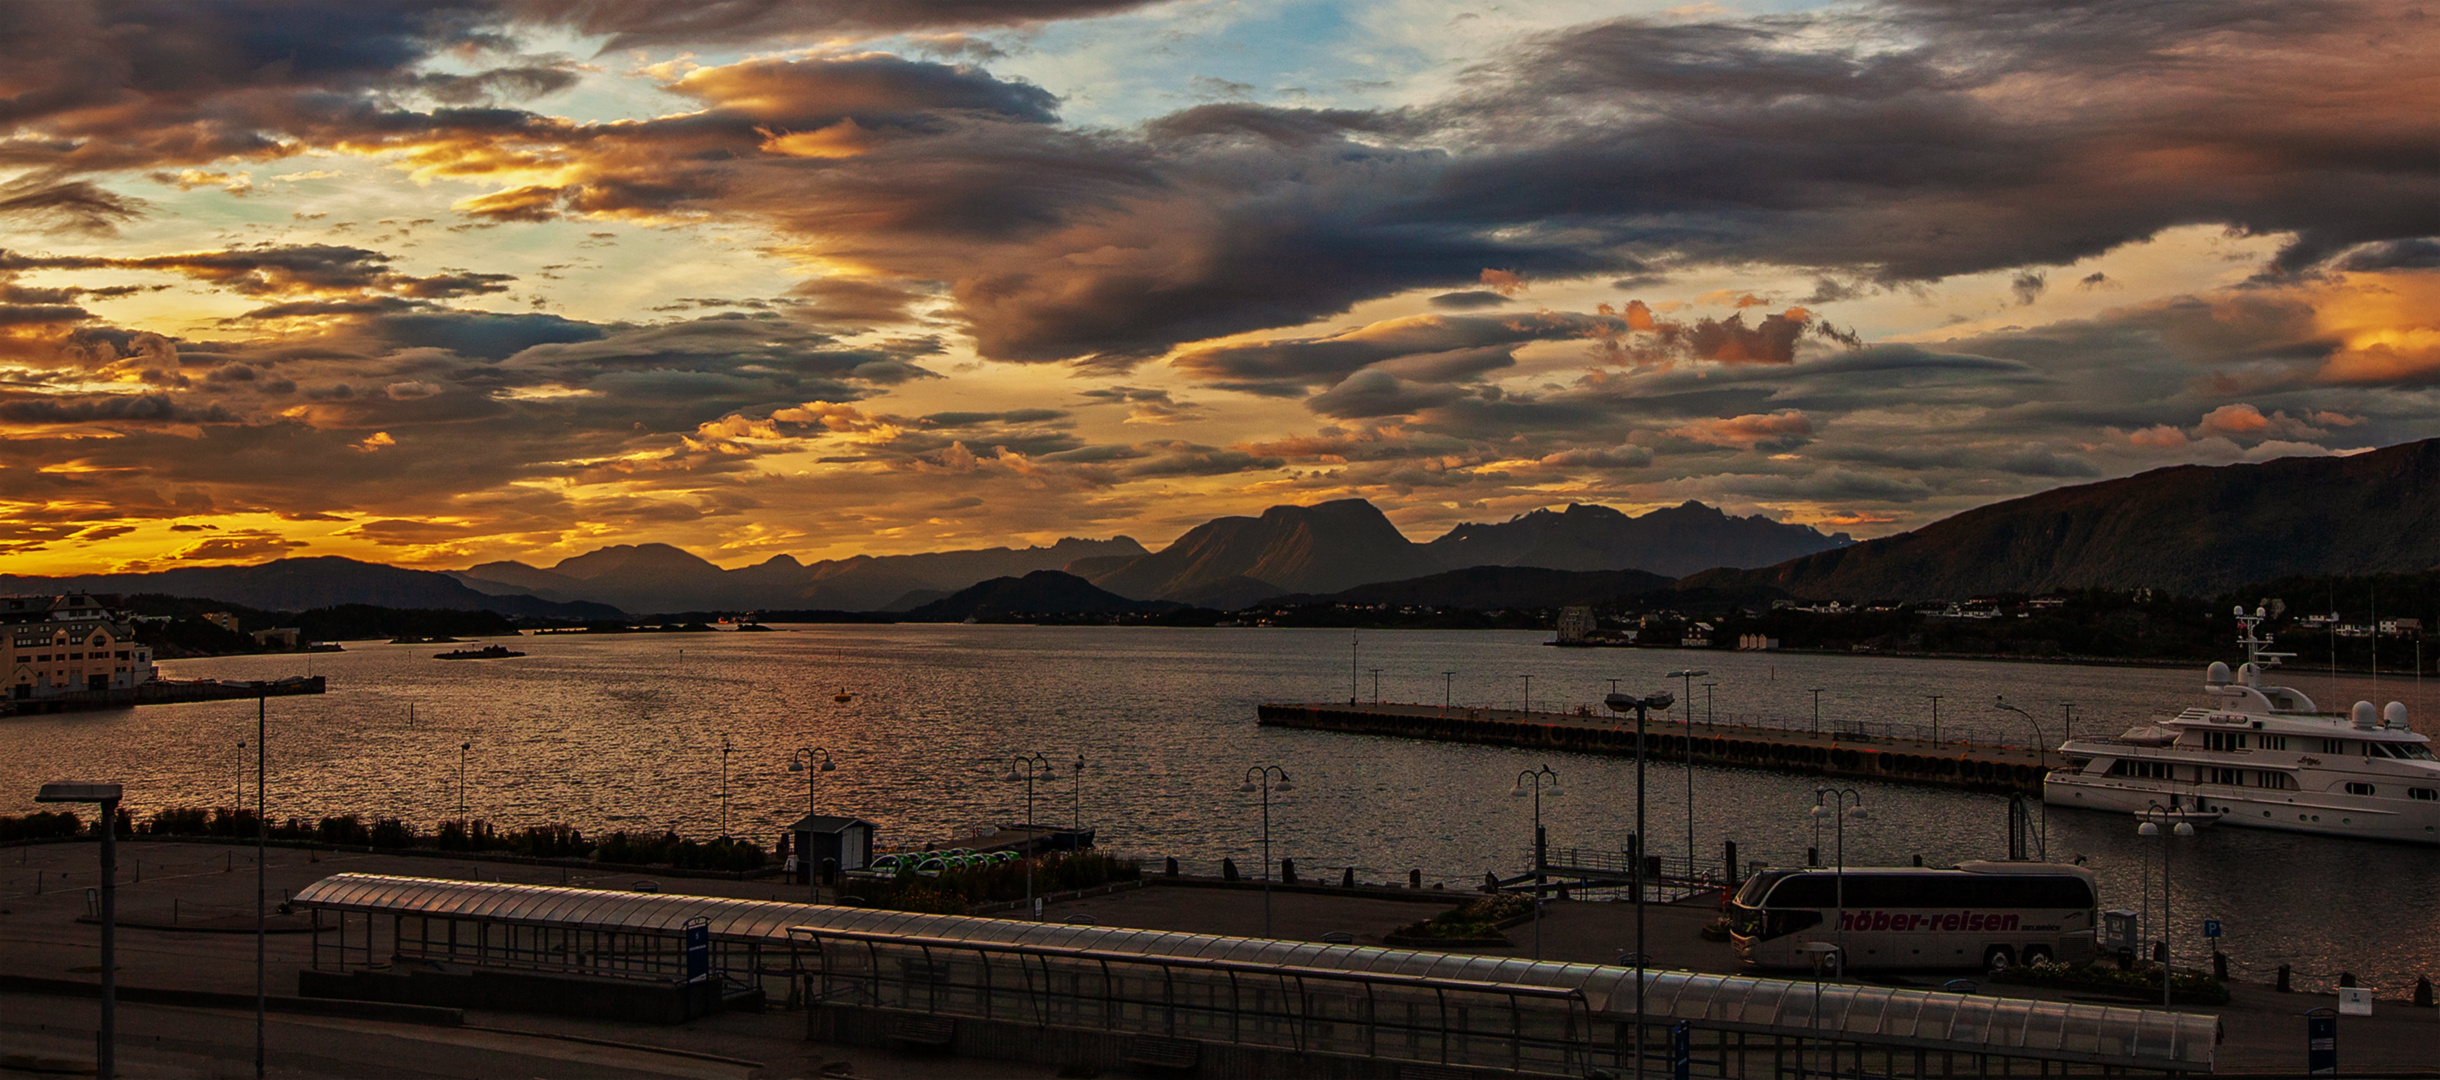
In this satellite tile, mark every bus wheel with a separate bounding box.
[2021,946,2053,967]
[1984,945,2016,974]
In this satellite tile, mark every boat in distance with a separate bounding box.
[2045,608,2440,843]
[434,644,527,660]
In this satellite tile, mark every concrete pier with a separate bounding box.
[1257,701,2063,794]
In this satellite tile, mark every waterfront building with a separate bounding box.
[4,594,158,701]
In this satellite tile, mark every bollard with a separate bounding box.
[1281,858,1297,884]
[2416,977,2433,1008]
[1221,858,1239,882]
[1165,856,1179,877]
[1341,866,1355,888]
[1410,869,1422,889]
[2214,951,2228,981]
[2339,971,2357,988]
[2277,964,2292,992]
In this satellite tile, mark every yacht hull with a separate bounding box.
[2046,774,2440,844]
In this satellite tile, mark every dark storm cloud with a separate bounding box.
[1422,0,2440,284]
[507,0,1169,49]
[0,245,513,299]
[0,391,236,424]
[2333,240,2440,272]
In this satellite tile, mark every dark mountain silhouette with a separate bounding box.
[0,557,620,619]
[452,536,1148,614]
[1087,499,1441,603]
[1686,439,2440,602]
[900,571,1174,621]
[1426,501,1850,577]
[1265,565,1679,610]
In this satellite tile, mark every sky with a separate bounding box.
[3,0,2438,575]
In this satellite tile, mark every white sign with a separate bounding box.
[2338,987,2373,1016]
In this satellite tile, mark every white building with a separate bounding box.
[5,594,158,701]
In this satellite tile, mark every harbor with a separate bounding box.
[1258,699,2065,794]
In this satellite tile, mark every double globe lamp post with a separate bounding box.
[1509,765,1562,961]
[1605,685,1675,1080]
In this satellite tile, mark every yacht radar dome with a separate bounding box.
[2207,661,2232,685]
[2387,701,2410,729]
[2353,701,2380,729]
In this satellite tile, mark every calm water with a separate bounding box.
[4,626,2436,991]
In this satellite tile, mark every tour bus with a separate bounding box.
[1729,861,2099,974]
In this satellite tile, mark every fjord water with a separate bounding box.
[6,625,2436,991]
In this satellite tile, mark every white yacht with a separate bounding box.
[2045,608,2440,843]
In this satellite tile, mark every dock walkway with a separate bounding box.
[3,675,326,717]
[1257,701,2062,794]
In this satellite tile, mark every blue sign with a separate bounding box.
[2306,1011,2337,1075]
[684,921,711,983]
[2204,919,2223,939]
[1672,1021,1691,1080]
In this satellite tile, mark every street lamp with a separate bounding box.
[1442,671,1456,710]
[1809,688,1824,734]
[35,782,120,1080]
[1508,766,1563,961]
[719,735,733,838]
[1519,674,1533,715]
[1007,753,1053,918]
[1239,765,1294,937]
[1070,754,1087,831]
[1926,695,1943,748]
[1810,788,1868,976]
[1604,686,1675,1080]
[788,747,837,901]
[1369,668,1384,704]
[254,687,268,1080]
[1667,669,1708,889]
[2060,702,2076,744]
[2137,804,2196,1007]
[1993,696,2052,855]
[456,741,470,827]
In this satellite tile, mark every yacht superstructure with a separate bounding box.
[2045,609,2440,843]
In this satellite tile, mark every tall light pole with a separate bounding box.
[1604,686,1675,1080]
[1509,766,1563,961]
[1926,694,1943,748]
[1667,669,1708,886]
[1442,671,1456,710]
[1007,753,1052,918]
[1809,688,1824,734]
[719,734,733,837]
[1070,754,1087,831]
[234,740,244,814]
[35,782,119,1080]
[1994,696,2052,855]
[256,687,268,1079]
[1519,674,1533,715]
[1810,788,1867,975]
[2137,804,2195,1007]
[1240,765,1294,937]
[1369,668,1384,704]
[788,747,836,902]
[2059,701,2076,744]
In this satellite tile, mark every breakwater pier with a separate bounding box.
[2,675,326,717]
[1258,701,2064,794]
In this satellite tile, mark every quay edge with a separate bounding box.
[1257,702,2060,795]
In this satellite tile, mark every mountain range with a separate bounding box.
[39,433,2430,617]
[0,557,618,619]
[1685,438,2440,601]
[449,536,1148,614]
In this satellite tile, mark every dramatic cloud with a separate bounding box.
[5,0,2440,571]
